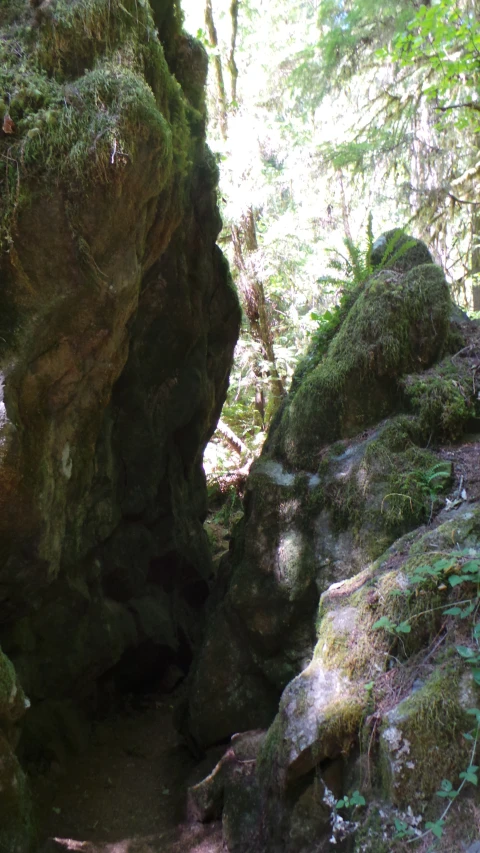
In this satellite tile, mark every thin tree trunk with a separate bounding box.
[205,0,229,139]
[217,418,251,459]
[231,209,286,407]
[228,0,239,105]
[336,168,353,242]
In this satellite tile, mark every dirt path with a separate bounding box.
[35,695,223,853]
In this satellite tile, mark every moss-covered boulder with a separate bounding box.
[275,263,451,469]
[185,236,480,850]
[185,237,480,755]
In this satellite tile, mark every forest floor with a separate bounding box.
[35,694,223,853]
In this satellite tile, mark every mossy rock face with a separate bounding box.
[379,668,476,807]
[276,263,451,469]
[190,492,480,852]
[185,604,280,748]
[0,650,31,852]
[0,7,240,820]
[0,731,32,853]
[187,243,468,748]
[0,645,26,730]
[186,422,455,749]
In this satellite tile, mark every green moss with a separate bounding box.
[316,559,445,681]
[370,229,433,272]
[402,359,476,441]
[353,809,392,853]
[380,668,471,806]
[317,694,366,757]
[0,646,24,725]
[304,484,326,518]
[0,647,16,701]
[0,0,193,244]
[360,422,452,537]
[256,714,284,788]
[291,281,364,391]
[380,451,452,534]
[279,264,451,468]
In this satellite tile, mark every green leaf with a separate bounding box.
[460,602,476,619]
[373,616,396,631]
[425,820,444,839]
[459,768,478,784]
[336,798,346,808]
[436,778,457,798]
[395,621,411,634]
[449,574,467,587]
[443,606,463,616]
[350,790,366,806]
[434,558,456,571]
[460,560,480,573]
[457,645,476,659]
[467,708,480,722]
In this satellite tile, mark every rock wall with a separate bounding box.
[186,236,480,851]
[0,0,240,844]
[186,240,456,746]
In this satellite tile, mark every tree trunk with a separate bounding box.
[205,0,228,139]
[217,418,251,459]
[228,0,239,105]
[231,208,286,408]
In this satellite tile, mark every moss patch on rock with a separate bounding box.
[380,667,474,807]
[0,0,195,245]
[402,358,477,442]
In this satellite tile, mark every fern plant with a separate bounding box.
[310,220,417,360]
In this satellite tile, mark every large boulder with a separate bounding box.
[191,502,480,852]
[186,239,469,749]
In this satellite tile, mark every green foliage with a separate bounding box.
[374,547,480,843]
[372,615,411,635]
[309,225,426,368]
[389,0,480,134]
[381,459,453,532]
[336,789,366,810]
